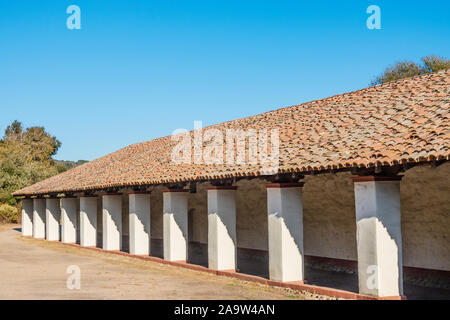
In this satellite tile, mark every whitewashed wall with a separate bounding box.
[145,162,450,272]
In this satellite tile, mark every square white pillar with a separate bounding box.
[46,198,60,241]
[266,183,304,283]
[163,189,188,262]
[21,198,33,236]
[32,198,46,239]
[102,194,122,251]
[61,197,78,243]
[80,196,98,247]
[129,192,151,255]
[353,176,403,298]
[207,186,237,271]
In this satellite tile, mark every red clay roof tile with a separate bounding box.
[13,69,450,196]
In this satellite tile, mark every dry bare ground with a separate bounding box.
[0,224,333,300]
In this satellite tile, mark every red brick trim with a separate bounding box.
[404,265,450,279]
[80,195,98,198]
[266,182,304,188]
[48,241,375,299]
[188,243,450,280]
[162,189,189,193]
[352,176,403,183]
[206,186,238,190]
[237,246,267,256]
[217,269,236,273]
[377,295,406,300]
[305,255,357,270]
[25,237,412,300]
[302,255,450,281]
[267,280,307,287]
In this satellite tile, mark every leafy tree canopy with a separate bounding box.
[371,55,450,85]
[0,121,73,206]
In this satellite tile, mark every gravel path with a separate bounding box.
[0,224,331,300]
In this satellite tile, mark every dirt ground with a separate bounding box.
[0,224,332,300]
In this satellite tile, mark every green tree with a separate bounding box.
[371,55,450,85]
[0,120,88,222]
[0,121,61,206]
[4,120,23,141]
[421,55,450,73]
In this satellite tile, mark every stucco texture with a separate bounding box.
[122,163,449,272]
[185,180,269,251]
[401,162,450,271]
[302,172,358,261]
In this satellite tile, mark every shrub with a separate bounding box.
[0,202,19,223]
[371,55,450,85]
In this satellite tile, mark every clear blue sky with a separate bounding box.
[1,0,449,161]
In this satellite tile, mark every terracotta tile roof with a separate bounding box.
[13,69,450,196]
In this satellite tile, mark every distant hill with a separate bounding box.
[54,160,89,171]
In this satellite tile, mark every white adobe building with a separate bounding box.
[14,70,450,299]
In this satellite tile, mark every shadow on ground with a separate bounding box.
[13,227,450,300]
